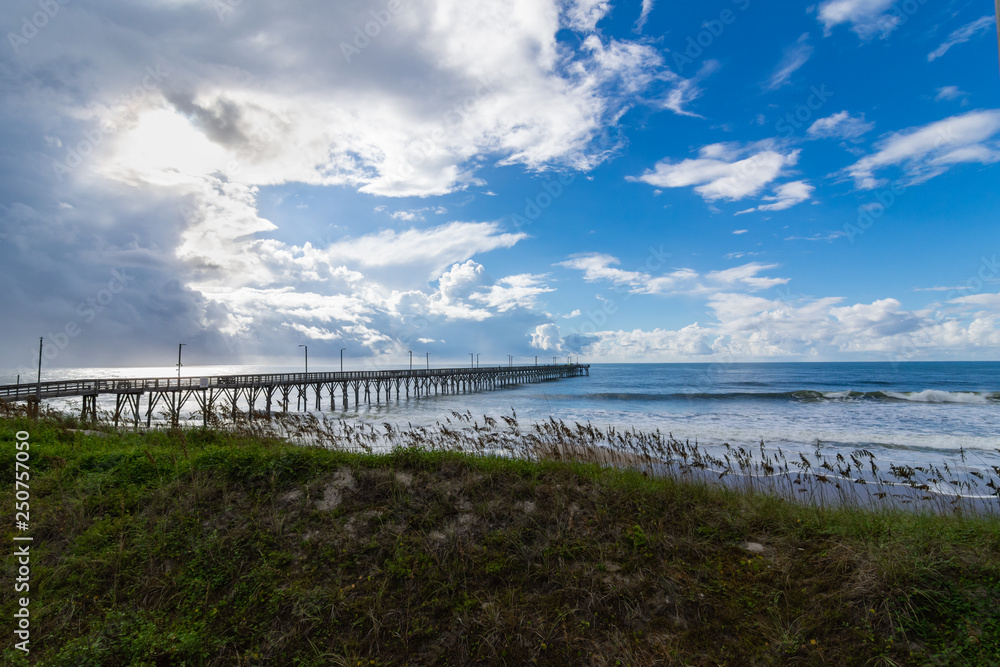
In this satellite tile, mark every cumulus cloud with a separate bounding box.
[472,273,555,312]
[530,323,564,351]
[817,0,901,40]
[630,140,803,206]
[807,110,874,141]
[843,109,1000,189]
[734,180,814,214]
[556,291,1000,361]
[928,15,996,62]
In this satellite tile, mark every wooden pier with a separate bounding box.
[0,364,589,428]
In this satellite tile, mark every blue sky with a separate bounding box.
[1,0,999,372]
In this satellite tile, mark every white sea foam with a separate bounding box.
[885,390,990,404]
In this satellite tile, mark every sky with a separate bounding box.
[1,0,999,373]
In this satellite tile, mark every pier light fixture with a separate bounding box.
[426,352,430,370]
[408,350,412,371]
[470,353,474,369]
[299,344,308,375]
[177,343,186,381]
[340,348,345,372]
[477,353,480,368]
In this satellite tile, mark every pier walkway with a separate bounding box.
[0,364,589,427]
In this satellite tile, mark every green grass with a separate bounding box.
[2,412,1000,665]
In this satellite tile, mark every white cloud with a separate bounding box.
[565,0,612,32]
[732,229,749,235]
[844,109,1000,189]
[556,291,1000,361]
[556,253,650,289]
[659,60,719,118]
[934,86,968,103]
[471,273,555,312]
[735,180,814,214]
[764,33,813,91]
[912,285,973,292]
[928,15,996,62]
[314,222,525,279]
[635,0,655,32]
[783,232,846,242]
[530,323,564,351]
[67,0,689,205]
[558,254,787,295]
[705,263,789,291]
[807,110,874,141]
[817,0,900,40]
[630,141,801,202]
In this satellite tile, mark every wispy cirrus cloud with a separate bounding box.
[807,110,874,141]
[928,15,996,61]
[556,254,787,295]
[634,0,655,32]
[764,33,813,91]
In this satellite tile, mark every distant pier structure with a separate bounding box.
[0,364,589,428]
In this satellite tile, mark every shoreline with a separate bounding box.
[9,401,999,517]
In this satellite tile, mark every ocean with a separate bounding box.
[4,361,999,470]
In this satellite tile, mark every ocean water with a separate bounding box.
[4,361,999,470]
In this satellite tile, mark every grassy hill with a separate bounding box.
[2,411,1000,665]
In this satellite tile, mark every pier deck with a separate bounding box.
[0,364,590,427]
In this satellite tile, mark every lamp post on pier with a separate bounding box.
[36,337,43,402]
[470,353,474,369]
[426,352,429,370]
[177,343,186,381]
[408,350,413,371]
[476,353,480,368]
[340,348,345,372]
[299,344,308,375]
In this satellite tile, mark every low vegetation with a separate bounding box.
[2,405,1000,665]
